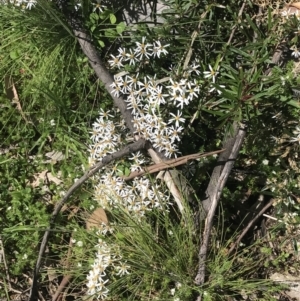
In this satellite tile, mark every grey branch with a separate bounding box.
[194,124,246,290]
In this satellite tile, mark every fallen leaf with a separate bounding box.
[46,172,63,185]
[30,170,62,188]
[86,208,108,230]
[44,151,65,164]
[282,4,300,16]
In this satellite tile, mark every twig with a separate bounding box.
[228,198,275,256]
[0,234,11,292]
[182,10,208,72]
[52,236,74,301]
[263,214,283,223]
[4,76,32,125]
[28,139,146,301]
[123,149,224,181]
[226,1,247,48]
[194,125,246,298]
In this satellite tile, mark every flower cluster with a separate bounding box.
[0,0,103,11]
[89,107,171,215]
[108,38,170,69]
[0,0,36,9]
[86,238,130,299]
[108,38,202,158]
[88,36,224,299]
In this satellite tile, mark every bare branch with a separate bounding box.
[194,125,246,289]
[228,198,275,256]
[123,149,224,181]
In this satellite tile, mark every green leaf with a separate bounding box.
[98,40,105,48]
[287,100,300,109]
[104,28,117,38]
[109,13,116,24]
[124,167,130,176]
[116,232,125,240]
[245,14,262,38]
[116,21,126,35]
[10,50,19,60]
[90,12,99,21]
[229,47,252,59]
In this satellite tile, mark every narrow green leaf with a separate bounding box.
[245,14,262,38]
[229,47,252,59]
[287,100,300,109]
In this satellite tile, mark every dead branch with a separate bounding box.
[194,124,246,293]
[228,198,275,256]
[123,149,224,181]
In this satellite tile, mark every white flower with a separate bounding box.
[126,73,139,88]
[186,80,200,100]
[167,78,184,94]
[115,262,130,276]
[129,151,145,165]
[117,47,127,60]
[164,143,179,158]
[262,159,269,165]
[176,93,190,109]
[108,54,124,69]
[170,288,176,295]
[134,37,152,59]
[291,46,300,58]
[137,76,154,94]
[96,288,109,299]
[167,125,183,142]
[110,81,122,97]
[209,84,225,95]
[189,61,201,75]
[152,40,169,58]
[168,111,185,128]
[50,119,55,126]
[76,241,83,247]
[125,49,139,65]
[150,85,168,105]
[92,1,107,13]
[99,109,114,119]
[26,0,36,9]
[203,64,218,83]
